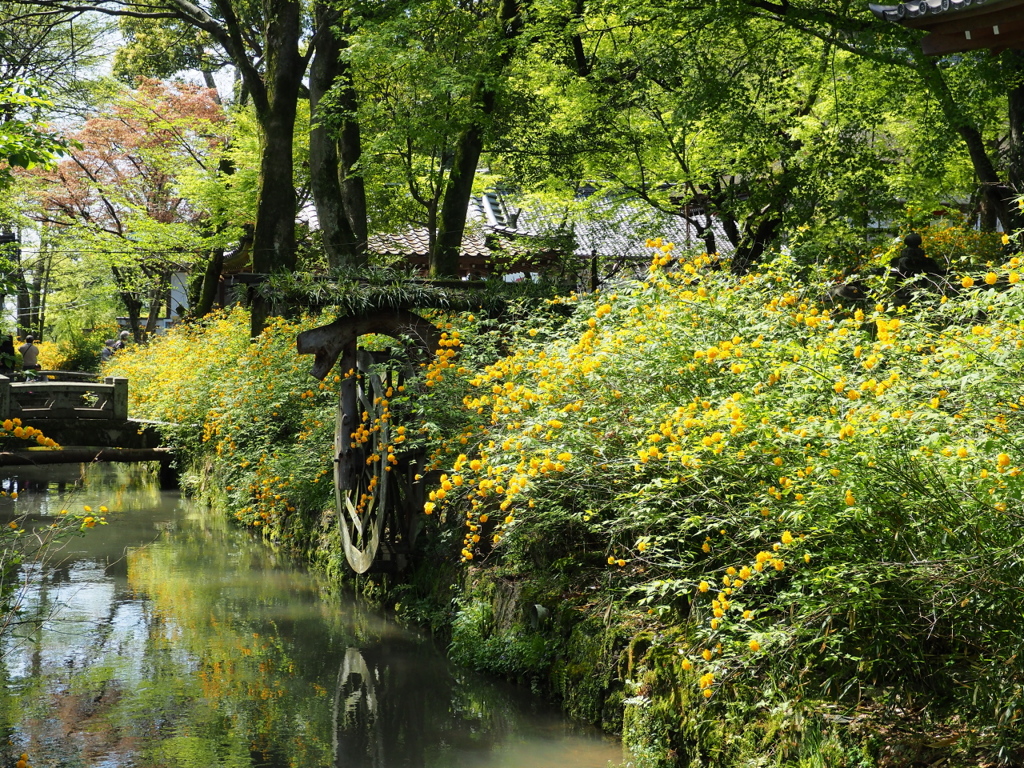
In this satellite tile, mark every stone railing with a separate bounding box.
[0,376,128,420]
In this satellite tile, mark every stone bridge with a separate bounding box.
[0,373,175,484]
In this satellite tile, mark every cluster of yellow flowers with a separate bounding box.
[424,331,463,387]
[0,417,59,448]
[402,236,1024,711]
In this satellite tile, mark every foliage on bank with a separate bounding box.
[425,243,1024,766]
[104,308,342,550]
[109,241,1024,766]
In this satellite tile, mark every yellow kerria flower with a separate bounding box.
[749,640,761,652]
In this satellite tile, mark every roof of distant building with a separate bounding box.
[869,0,998,24]
[368,190,733,268]
[869,0,1024,55]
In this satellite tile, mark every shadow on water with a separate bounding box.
[0,464,626,768]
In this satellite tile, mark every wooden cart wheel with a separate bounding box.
[298,309,440,574]
[336,364,390,573]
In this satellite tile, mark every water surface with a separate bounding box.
[0,465,625,768]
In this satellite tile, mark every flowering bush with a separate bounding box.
[419,242,1024,763]
[0,498,108,638]
[0,418,60,449]
[105,307,343,544]
[108,246,1024,763]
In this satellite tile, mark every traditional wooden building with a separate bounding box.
[870,0,1024,55]
[370,191,732,283]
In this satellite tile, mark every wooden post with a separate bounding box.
[105,377,129,419]
[0,375,8,420]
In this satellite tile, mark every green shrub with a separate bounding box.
[425,243,1024,763]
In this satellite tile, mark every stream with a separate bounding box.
[0,464,626,768]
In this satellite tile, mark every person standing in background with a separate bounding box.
[100,339,116,363]
[18,335,40,370]
[112,330,131,351]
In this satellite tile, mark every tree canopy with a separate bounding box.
[1,0,1023,338]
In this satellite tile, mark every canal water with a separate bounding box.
[0,464,626,768]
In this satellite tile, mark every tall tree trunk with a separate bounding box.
[248,0,305,337]
[15,249,30,340]
[732,215,781,275]
[111,266,143,341]
[1006,49,1024,201]
[193,247,225,318]
[32,251,52,338]
[429,0,525,276]
[432,89,492,277]
[143,276,168,340]
[916,52,1022,234]
[309,37,354,269]
[336,60,368,261]
[309,6,367,269]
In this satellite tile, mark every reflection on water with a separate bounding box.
[0,465,625,768]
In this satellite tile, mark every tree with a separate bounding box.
[12,0,324,335]
[0,84,74,333]
[23,80,233,340]
[308,4,367,270]
[0,2,109,106]
[0,86,67,185]
[113,14,228,96]
[334,0,527,276]
[731,0,1024,234]
[482,0,1016,273]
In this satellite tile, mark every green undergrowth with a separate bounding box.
[106,244,1024,766]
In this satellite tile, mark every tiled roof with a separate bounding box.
[470,191,734,259]
[869,0,999,24]
[368,191,734,269]
[369,227,493,259]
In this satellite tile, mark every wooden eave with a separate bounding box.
[869,0,1024,54]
